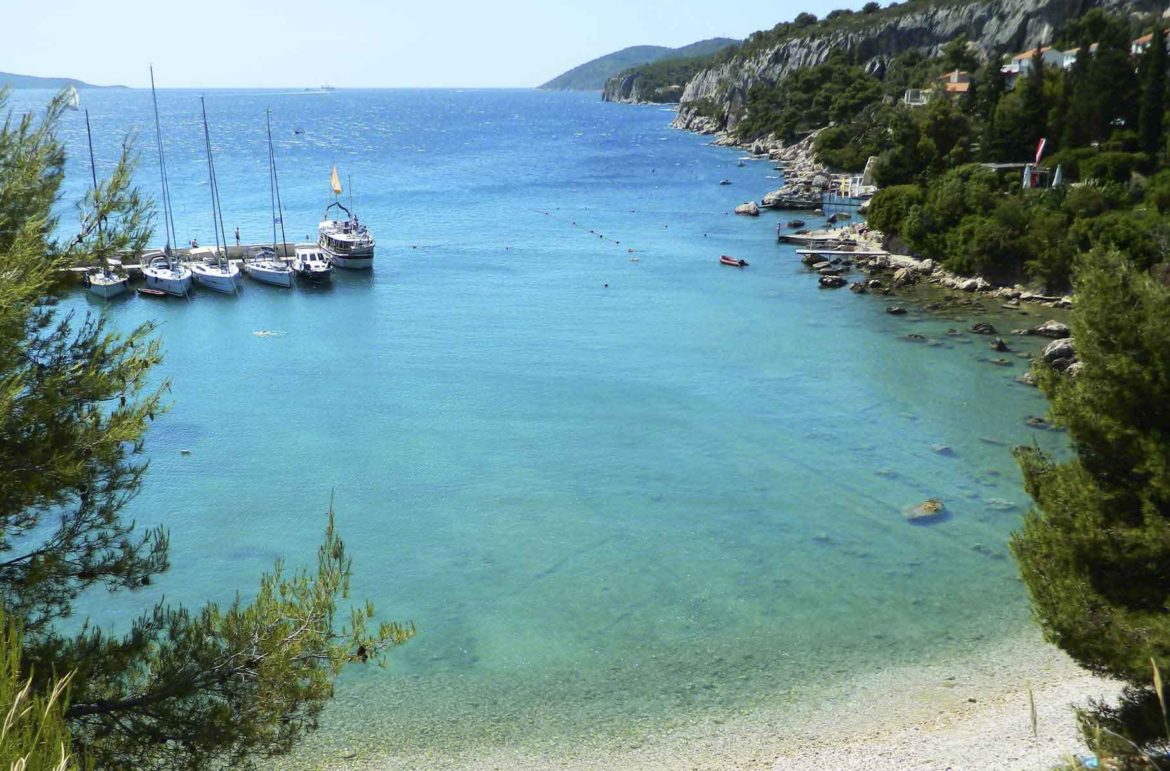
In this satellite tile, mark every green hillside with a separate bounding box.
[540,38,738,91]
[0,71,126,89]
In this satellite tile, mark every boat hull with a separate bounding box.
[88,278,129,299]
[142,266,193,296]
[322,248,373,270]
[190,263,241,294]
[244,262,295,288]
[295,267,333,283]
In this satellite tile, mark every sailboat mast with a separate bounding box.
[84,108,103,243]
[149,66,177,262]
[266,109,288,257]
[199,97,230,263]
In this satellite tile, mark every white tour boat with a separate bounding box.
[318,166,375,269]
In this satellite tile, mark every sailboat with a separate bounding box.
[318,165,375,269]
[243,109,295,288]
[80,105,129,299]
[65,85,80,111]
[189,97,241,294]
[141,67,192,297]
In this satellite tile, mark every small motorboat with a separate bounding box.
[719,179,732,186]
[293,244,333,283]
[720,255,749,268]
[137,287,169,298]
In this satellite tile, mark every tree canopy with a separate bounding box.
[1011,249,1170,760]
[0,92,414,769]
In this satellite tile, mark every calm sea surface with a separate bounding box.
[14,88,1062,764]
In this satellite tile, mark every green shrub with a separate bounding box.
[1082,152,1148,183]
[864,184,923,236]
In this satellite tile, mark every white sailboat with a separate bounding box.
[80,105,129,299]
[243,109,295,288]
[318,165,375,269]
[86,266,129,298]
[141,67,192,297]
[65,85,80,111]
[189,96,240,295]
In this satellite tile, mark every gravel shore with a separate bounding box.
[337,629,1118,770]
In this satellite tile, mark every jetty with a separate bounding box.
[795,248,887,258]
[65,242,298,277]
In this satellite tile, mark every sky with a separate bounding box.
[0,0,865,88]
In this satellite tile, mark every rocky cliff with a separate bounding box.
[602,0,1160,133]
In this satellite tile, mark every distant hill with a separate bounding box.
[540,38,739,91]
[0,71,126,90]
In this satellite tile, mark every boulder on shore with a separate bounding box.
[735,201,760,217]
[1032,320,1070,338]
[1042,337,1075,364]
[892,267,918,288]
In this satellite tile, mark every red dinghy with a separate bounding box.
[720,255,749,268]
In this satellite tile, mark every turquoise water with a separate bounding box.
[17,88,1061,763]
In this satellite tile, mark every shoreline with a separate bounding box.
[333,627,1117,770]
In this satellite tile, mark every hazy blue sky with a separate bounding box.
[1,0,864,88]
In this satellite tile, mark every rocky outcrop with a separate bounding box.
[735,201,761,216]
[659,0,1158,132]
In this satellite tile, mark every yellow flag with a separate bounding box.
[330,165,343,195]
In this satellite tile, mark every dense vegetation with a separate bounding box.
[540,38,738,91]
[0,94,414,768]
[603,45,740,103]
[1012,249,1170,765]
[766,9,1170,291]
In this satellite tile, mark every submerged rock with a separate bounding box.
[905,498,947,523]
[990,337,1010,352]
[930,443,955,456]
[818,275,847,288]
[969,321,997,335]
[886,305,906,315]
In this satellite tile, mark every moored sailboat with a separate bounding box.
[189,96,240,295]
[78,100,129,299]
[243,109,295,288]
[141,67,192,297]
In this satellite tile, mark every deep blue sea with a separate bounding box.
[11,87,1063,766]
